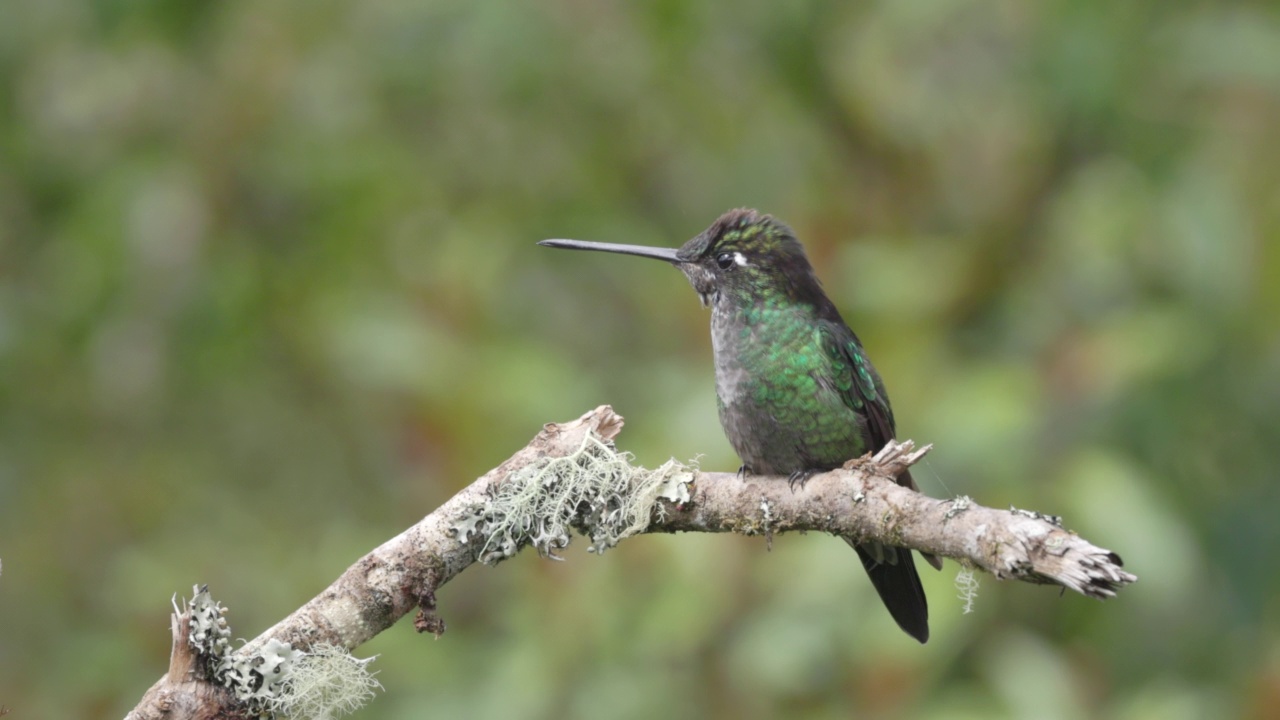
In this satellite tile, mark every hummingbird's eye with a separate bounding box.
[715,252,736,270]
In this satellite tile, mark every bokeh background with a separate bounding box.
[2,1,1279,718]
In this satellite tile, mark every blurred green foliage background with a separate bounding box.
[2,0,1279,718]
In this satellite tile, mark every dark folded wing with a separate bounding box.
[818,321,943,571]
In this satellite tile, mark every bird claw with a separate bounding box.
[787,469,817,492]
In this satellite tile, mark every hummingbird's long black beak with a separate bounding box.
[538,239,682,263]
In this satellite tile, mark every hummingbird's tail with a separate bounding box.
[845,466,939,643]
[849,540,930,644]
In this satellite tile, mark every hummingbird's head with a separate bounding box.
[673,208,822,308]
[539,207,828,310]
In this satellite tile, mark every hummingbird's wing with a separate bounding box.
[817,321,944,574]
[814,320,901,453]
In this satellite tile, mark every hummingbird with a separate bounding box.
[539,208,941,643]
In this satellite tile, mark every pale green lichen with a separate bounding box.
[955,567,980,614]
[184,585,232,662]
[223,638,304,705]
[451,434,696,563]
[181,587,380,718]
[758,497,773,529]
[945,495,972,519]
[1009,505,1063,527]
[270,643,382,720]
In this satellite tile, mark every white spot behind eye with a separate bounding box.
[733,252,747,267]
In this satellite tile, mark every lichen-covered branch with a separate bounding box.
[126,406,1135,719]
[650,441,1134,599]
[126,406,627,720]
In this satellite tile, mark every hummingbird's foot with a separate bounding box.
[736,464,749,480]
[787,469,819,492]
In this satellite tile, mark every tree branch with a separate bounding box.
[126,406,1135,719]
[655,440,1131,599]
